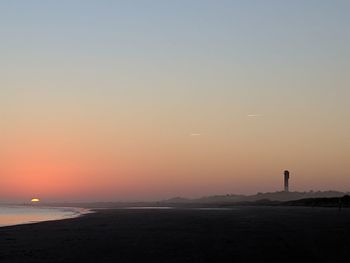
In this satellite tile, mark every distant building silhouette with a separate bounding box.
[284,170,290,192]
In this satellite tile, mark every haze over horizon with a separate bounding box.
[1,1,350,202]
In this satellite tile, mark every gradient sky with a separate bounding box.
[1,0,350,202]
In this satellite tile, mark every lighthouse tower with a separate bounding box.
[284,170,290,192]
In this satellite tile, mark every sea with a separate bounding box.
[0,205,88,227]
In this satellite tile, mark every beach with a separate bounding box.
[0,207,350,262]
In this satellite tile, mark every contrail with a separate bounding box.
[248,114,262,117]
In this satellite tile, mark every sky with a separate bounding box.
[1,0,350,202]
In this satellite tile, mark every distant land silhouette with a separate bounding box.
[163,190,350,204]
[284,195,350,208]
[36,190,350,209]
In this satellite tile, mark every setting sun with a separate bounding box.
[31,198,40,203]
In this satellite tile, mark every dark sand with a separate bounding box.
[1,207,350,262]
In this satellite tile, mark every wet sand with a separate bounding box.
[1,207,350,262]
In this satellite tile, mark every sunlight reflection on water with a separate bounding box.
[0,206,88,227]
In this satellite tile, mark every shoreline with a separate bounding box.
[2,205,345,229]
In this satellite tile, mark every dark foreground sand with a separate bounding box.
[1,207,350,263]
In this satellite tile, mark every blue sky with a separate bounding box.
[1,1,350,200]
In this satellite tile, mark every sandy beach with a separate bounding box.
[0,207,350,262]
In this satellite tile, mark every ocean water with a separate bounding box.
[0,206,87,227]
